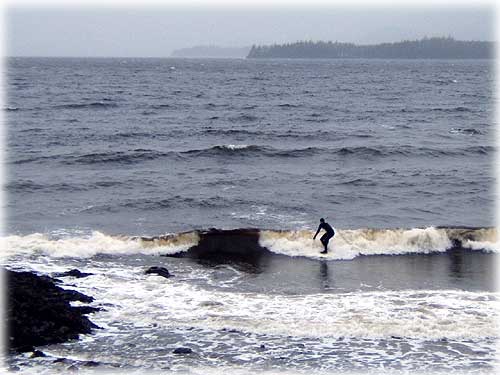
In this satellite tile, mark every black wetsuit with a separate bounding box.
[314,222,335,254]
[315,222,335,251]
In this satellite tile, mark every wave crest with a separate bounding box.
[3,227,497,260]
[2,231,199,259]
[55,101,118,110]
[260,227,497,260]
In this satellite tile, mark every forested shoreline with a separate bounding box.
[247,37,494,59]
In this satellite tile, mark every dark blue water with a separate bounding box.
[5,57,495,236]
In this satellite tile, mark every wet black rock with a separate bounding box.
[6,269,98,353]
[173,347,193,354]
[53,358,70,364]
[53,269,93,278]
[30,350,47,358]
[83,360,100,367]
[14,344,34,353]
[74,306,101,315]
[59,288,94,304]
[145,266,171,278]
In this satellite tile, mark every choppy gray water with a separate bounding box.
[5,57,495,234]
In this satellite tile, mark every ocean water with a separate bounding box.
[3,57,498,373]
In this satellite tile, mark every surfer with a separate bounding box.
[313,218,335,254]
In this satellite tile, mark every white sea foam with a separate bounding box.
[462,239,500,252]
[224,144,249,150]
[72,269,498,341]
[259,227,497,260]
[1,231,198,259]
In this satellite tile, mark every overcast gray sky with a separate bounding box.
[7,6,495,57]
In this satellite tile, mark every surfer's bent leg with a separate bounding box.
[320,233,331,252]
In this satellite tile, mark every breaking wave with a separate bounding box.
[2,231,198,259]
[181,144,268,156]
[2,227,497,260]
[260,227,498,260]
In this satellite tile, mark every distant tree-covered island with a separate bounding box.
[247,37,494,59]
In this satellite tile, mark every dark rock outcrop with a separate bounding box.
[30,350,47,358]
[53,358,71,364]
[53,269,93,278]
[172,347,192,354]
[6,269,98,353]
[74,306,101,315]
[82,360,100,367]
[145,266,171,278]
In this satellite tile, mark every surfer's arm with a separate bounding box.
[313,225,322,239]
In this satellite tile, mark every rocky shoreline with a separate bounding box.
[5,268,99,353]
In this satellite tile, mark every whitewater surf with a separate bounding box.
[4,226,497,260]
[3,226,498,373]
